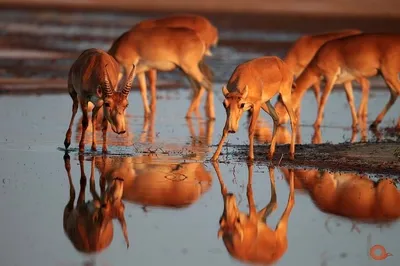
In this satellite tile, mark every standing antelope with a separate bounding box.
[108,26,215,119]
[64,48,136,153]
[63,154,129,253]
[276,33,400,130]
[283,29,362,105]
[211,56,297,161]
[213,162,295,264]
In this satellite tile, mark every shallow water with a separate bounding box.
[0,8,400,266]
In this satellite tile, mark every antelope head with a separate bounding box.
[222,85,252,133]
[101,64,136,135]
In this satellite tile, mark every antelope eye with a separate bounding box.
[240,103,245,109]
[104,102,111,107]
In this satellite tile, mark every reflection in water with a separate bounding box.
[253,116,381,145]
[94,154,212,209]
[279,167,400,223]
[63,153,129,253]
[213,162,295,265]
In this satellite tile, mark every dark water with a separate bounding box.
[0,8,399,266]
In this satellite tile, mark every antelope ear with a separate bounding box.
[96,85,103,97]
[222,85,229,97]
[217,228,224,239]
[242,85,249,99]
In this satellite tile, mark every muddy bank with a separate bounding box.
[218,141,400,176]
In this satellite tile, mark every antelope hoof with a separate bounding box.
[79,143,85,153]
[64,139,70,150]
[369,122,378,129]
[102,148,108,154]
[313,122,321,129]
[91,144,97,151]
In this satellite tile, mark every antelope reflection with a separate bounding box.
[279,167,400,222]
[63,154,129,253]
[213,162,295,265]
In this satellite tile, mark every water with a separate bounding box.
[0,8,399,266]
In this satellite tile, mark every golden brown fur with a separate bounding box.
[284,29,362,105]
[276,33,400,130]
[63,154,129,253]
[280,167,400,222]
[108,26,215,119]
[213,162,295,264]
[211,56,297,161]
[64,48,136,153]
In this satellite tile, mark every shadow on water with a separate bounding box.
[212,161,295,265]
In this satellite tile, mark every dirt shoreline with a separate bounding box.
[215,141,400,176]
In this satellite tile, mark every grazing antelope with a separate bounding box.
[213,162,295,264]
[108,26,215,119]
[211,56,297,161]
[283,29,362,105]
[132,14,218,102]
[64,48,136,153]
[279,167,400,222]
[276,33,400,130]
[63,154,129,253]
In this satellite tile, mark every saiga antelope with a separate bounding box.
[64,48,136,153]
[132,14,218,103]
[108,26,215,119]
[213,162,295,264]
[276,33,400,130]
[63,154,129,253]
[211,56,297,161]
[283,29,362,105]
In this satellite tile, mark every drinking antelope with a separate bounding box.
[108,26,215,119]
[283,29,362,105]
[132,14,218,105]
[213,162,295,264]
[64,48,136,153]
[63,154,129,253]
[276,33,400,130]
[211,56,297,161]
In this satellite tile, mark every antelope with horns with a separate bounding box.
[63,153,129,253]
[64,48,136,153]
[108,26,215,119]
[275,33,400,130]
[211,56,297,161]
[213,162,295,265]
[283,29,362,106]
[132,14,218,103]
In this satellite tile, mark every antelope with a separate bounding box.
[275,33,400,130]
[64,48,136,153]
[132,14,218,102]
[211,56,297,161]
[283,29,362,106]
[279,167,400,222]
[63,153,129,253]
[94,120,214,209]
[108,26,215,119]
[213,161,295,265]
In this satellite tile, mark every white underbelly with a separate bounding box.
[336,68,357,84]
[138,60,176,72]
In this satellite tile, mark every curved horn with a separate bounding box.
[242,85,249,99]
[117,208,130,248]
[122,64,136,96]
[104,64,113,96]
[222,85,229,97]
